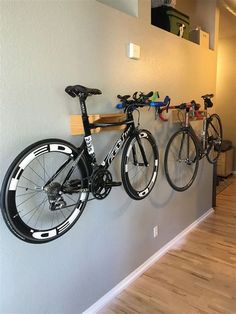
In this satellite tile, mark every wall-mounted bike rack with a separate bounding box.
[70,113,126,135]
[171,109,206,123]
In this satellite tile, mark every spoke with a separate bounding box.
[36,155,51,181]
[59,209,66,219]
[64,194,77,203]
[16,190,43,198]
[16,191,41,207]
[34,201,46,228]
[26,200,44,224]
[14,197,47,219]
[128,166,138,175]
[28,165,46,184]
[65,207,72,213]
[50,209,55,229]
[129,167,145,182]
[17,185,43,192]
[56,211,60,226]
[130,166,146,180]
[21,175,41,189]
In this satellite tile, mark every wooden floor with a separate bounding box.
[100,178,236,314]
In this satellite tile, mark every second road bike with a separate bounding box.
[163,94,222,191]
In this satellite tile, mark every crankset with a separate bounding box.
[90,169,121,200]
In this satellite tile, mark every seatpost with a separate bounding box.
[185,107,190,127]
[79,94,91,137]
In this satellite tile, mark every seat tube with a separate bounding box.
[79,97,96,160]
[79,97,91,136]
[185,107,190,127]
[202,116,207,150]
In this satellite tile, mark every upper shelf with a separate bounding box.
[151,0,218,50]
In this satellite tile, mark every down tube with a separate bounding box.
[101,125,133,169]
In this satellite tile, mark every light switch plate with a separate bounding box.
[127,43,140,60]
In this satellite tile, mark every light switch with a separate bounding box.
[127,43,140,60]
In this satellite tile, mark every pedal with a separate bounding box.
[106,181,122,187]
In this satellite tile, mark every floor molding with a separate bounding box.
[83,208,214,314]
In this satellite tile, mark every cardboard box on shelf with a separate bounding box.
[189,29,209,49]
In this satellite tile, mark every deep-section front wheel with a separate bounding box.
[206,114,223,164]
[121,130,159,200]
[164,129,199,192]
[0,139,89,243]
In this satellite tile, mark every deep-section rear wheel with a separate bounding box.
[121,130,159,200]
[164,129,199,192]
[0,139,89,243]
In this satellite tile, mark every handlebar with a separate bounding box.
[149,96,171,121]
[116,92,173,122]
[116,91,154,111]
[173,100,200,111]
[116,92,203,122]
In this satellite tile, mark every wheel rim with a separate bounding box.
[5,143,88,241]
[165,131,198,191]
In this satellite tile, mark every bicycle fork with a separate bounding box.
[132,133,149,167]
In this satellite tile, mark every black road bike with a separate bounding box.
[1,85,159,243]
[164,94,222,192]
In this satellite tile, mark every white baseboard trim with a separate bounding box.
[83,208,214,314]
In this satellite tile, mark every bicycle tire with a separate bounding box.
[164,129,199,192]
[121,129,159,200]
[206,114,223,164]
[0,139,89,243]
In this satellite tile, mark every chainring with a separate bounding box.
[90,169,112,200]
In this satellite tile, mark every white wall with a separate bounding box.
[0,1,217,313]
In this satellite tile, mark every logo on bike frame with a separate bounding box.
[85,136,95,155]
[102,126,132,167]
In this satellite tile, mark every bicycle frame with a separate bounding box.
[44,95,148,192]
[81,123,134,170]
[180,106,208,158]
[78,95,138,172]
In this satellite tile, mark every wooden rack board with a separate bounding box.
[171,109,206,123]
[70,113,126,135]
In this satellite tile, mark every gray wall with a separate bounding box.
[0,1,216,313]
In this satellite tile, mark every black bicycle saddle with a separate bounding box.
[65,85,102,97]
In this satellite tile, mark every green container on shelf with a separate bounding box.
[151,6,190,39]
